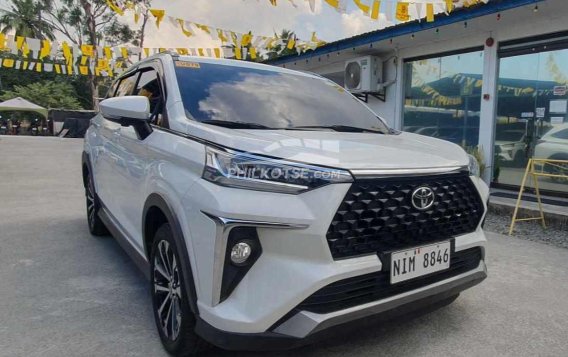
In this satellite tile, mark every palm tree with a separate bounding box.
[265,29,297,60]
[0,0,55,39]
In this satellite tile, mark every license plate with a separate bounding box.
[390,241,451,284]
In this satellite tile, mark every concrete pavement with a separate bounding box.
[1,136,568,357]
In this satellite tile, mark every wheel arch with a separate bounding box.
[143,193,199,315]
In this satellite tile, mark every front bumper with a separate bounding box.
[182,174,490,338]
[195,261,487,351]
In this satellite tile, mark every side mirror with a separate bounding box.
[99,96,150,126]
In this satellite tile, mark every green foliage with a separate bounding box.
[266,30,298,60]
[0,0,55,39]
[0,81,83,110]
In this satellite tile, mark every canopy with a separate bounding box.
[0,97,48,118]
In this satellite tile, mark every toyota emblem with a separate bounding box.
[411,186,435,210]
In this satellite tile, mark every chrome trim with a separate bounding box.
[273,261,487,338]
[201,211,309,306]
[350,166,467,178]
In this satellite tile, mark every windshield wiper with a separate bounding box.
[286,125,386,134]
[200,119,273,130]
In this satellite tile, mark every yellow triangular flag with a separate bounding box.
[149,9,165,28]
[426,3,434,22]
[39,40,51,59]
[370,1,381,20]
[396,2,410,21]
[106,0,124,16]
[194,23,211,34]
[324,0,339,9]
[241,33,253,47]
[177,19,193,37]
[287,37,296,50]
[3,58,14,68]
[353,0,370,15]
[445,0,453,13]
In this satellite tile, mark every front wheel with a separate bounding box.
[85,171,109,236]
[150,223,208,356]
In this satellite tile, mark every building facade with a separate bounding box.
[268,0,568,196]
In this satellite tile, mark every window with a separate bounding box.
[115,74,138,97]
[134,69,166,127]
[173,62,390,133]
[551,128,568,140]
[496,47,568,193]
[403,50,484,147]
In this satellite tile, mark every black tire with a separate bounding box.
[150,223,208,356]
[85,171,109,236]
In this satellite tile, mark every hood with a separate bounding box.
[185,123,469,171]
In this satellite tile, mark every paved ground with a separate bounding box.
[2,136,568,357]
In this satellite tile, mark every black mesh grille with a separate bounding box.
[326,172,484,259]
[298,247,482,314]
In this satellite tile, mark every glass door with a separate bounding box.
[495,49,568,194]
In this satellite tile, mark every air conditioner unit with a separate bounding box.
[344,56,383,94]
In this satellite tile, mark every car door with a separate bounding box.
[96,72,140,226]
[112,65,167,250]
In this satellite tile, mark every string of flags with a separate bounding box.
[266,0,489,23]
[105,0,326,56]
[0,33,230,77]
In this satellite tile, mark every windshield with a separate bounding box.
[174,61,389,133]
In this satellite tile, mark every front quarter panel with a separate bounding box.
[143,129,205,290]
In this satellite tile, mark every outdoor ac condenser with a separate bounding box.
[344,56,383,94]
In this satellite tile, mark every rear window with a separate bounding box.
[174,61,389,132]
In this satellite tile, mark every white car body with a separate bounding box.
[82,54,488,352]
[534,123,568,162]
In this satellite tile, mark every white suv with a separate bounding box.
[82,53,488,355]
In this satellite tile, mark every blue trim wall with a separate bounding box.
[267,0,543,65]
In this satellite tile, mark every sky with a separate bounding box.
[0,0,397,49]
[128,0,395,49]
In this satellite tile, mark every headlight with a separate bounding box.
[203,146,353,194]
[468,154,480,177]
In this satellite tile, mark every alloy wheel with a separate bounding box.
[87,179,96,229]
[153,240,183,341]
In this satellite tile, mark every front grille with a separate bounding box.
[298,247,482,314]
[326,172,484,259]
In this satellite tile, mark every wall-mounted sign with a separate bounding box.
[551,116,565,125]
[550,99,568,114]
[521,112,535,118]
[553,86,567,96]
[536,107,546,118]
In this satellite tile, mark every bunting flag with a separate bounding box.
[0,34,228,77]
[262,0,489,23]
[103,1,325,55]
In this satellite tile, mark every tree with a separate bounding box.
[0,81,84,109]
[265,30,297,60]
[41,0,137,109]
[0,0,55,39]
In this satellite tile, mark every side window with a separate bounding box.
[134,69,167,128]
[106,80,120,99]
[552,129,568,140]
[115,74,139,97]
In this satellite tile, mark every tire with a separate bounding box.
[85,171,109,236]
[150,223,208,356]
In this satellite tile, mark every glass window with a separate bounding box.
[496,48,568,193]
[174,62,389,133]
[115,74,138,97]
[403,50,484,147]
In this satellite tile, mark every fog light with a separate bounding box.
[230,242,252,265]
